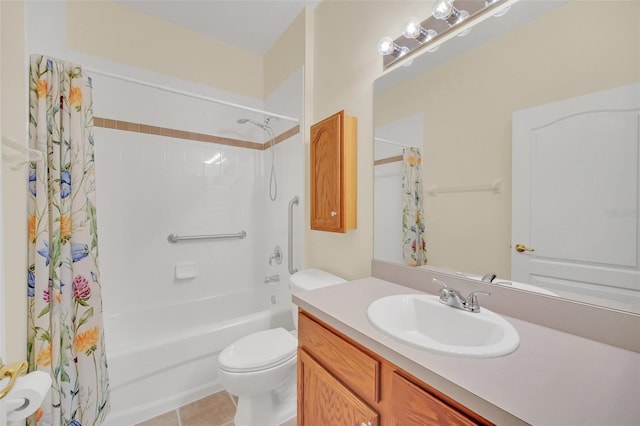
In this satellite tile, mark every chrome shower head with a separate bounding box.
[237,117,272,131]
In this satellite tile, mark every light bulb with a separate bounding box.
[377,36,410,58]
[432,0,454,20]
[403,17,422,39]
[403,17,438,46]
[377,36,395,56]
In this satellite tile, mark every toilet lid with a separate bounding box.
[218,328,297,373]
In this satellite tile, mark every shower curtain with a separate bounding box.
[402,147,427,266]
[26,55,110,426]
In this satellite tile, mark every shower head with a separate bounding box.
[236,117,272,131]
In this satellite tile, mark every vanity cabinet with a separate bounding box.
[310,110,357,233]
[297,311,493,426]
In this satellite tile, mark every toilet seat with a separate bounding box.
[218,328,297,373]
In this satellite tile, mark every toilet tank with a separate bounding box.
[290,269,346,328]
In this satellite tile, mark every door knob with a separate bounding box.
[515,243,535,253]
[330,211,337,217]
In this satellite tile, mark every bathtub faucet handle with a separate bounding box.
[264,274,280,284]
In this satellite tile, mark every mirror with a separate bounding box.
[373,0,640,313]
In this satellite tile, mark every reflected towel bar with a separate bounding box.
[167,231,246,243]
[429,178,502,196]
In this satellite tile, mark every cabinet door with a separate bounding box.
[298,348,378,426]
[389,373,479,426]
[310,111,344,232]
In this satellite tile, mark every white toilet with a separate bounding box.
[217,269,346,426]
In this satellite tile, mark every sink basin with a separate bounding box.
[366,294,519,358]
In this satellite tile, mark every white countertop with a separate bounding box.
[293,277,640,426]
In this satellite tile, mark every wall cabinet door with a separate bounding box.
[298,348,378,426]
[310,110,357,233]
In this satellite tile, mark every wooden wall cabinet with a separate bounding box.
[297,311,493,426]
[310,110,357,233]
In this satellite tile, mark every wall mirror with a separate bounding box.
[373,0,640,314]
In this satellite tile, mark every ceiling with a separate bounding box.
[117,0,319,55]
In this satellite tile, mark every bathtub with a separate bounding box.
[102,291,293,425]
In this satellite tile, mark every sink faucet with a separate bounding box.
[432,278,490,313]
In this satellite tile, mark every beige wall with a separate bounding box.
[374,1,639,278]
[1,0,28,362]
[264,9,305,98]
[67,1,264,99]
[304,1,425,279]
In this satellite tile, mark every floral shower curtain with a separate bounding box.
[402,147,427,266]
[27,55,110,426]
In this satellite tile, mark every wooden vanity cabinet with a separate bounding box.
[310,110,357,233]
[297,311,493,426]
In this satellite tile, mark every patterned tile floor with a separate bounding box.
[136,390,296,426]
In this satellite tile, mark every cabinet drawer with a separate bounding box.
[390,373,485,426]
[298,313,379,403]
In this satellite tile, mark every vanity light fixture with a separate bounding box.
[378,0,519,70]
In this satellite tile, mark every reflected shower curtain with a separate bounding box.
[27,55,110,426]
[402,148,427,266]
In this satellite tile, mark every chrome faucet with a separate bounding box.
[264,274,280,284]
[432,278,490,313]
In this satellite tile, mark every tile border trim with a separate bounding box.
[94,116,300,151]
[374,155,403,166]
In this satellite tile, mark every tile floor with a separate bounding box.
[136,390,297,426]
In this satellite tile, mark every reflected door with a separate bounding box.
[0,142,5,424]
[512,83,640,311]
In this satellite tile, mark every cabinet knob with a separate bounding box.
[359,422,372,426]
[330,211,337,217]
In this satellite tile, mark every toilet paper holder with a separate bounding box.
[0,358,28,400]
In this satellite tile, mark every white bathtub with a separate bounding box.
[103,291,293,425]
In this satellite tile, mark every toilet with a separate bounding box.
[217,269,346,426]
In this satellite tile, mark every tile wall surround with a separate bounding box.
[94,116,300,151]
[93,68,304,318]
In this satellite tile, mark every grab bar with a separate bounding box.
[288,196,299,274]
[167,231,246,243]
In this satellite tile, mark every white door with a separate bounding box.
[512,83,640,312]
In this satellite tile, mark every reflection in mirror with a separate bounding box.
[373,0,640,313]
[374,114,423,265]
